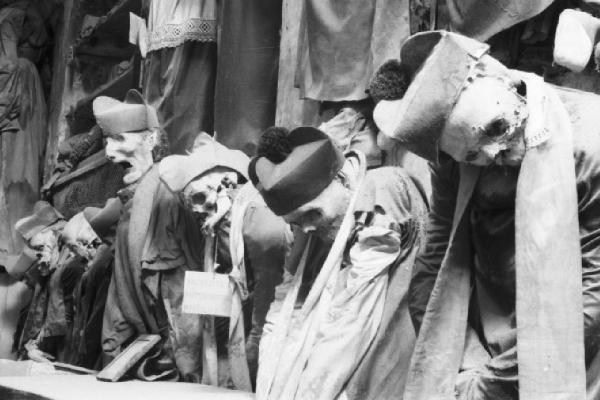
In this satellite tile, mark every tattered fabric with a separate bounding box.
[296,0,410,101]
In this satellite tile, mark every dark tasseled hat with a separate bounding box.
[249,126,345,216]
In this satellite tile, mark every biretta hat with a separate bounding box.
[83,197,122,239]
[248,127,346,216]
[4,248,37,279]
[373,30,489,162]
[159,135,250,192]
[63,198,122,244]
[15,201,64,241]
[62,212,90,246]
[92,89,159,136]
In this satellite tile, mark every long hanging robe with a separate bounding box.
[296,0,410,102]
[213,0,281,155]
[0,7,48,354]
[143,0,217,154]
[0,6,47,261]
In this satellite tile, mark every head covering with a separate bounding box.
[15,201,63,241]
[159,135,250,192]
[4,248,37,279]
[83,197,122,238]
[249,126,346,216]
[373,30,489,162]
[62,212,91,245]
[63,197,122,243]
[92,89,159,136]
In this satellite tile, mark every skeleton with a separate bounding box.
[440,57,528,167]
[22,225,65,363]
[181,167,239,234]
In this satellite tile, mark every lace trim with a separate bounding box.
[149,19,216,51]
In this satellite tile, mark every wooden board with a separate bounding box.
[0,374,255,400]
[96,334,160,382]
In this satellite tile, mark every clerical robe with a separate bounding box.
[102,165,289,384]
[258,164,428,400]
[408,80,600,399]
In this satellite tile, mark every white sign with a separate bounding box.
[182,271,232,317]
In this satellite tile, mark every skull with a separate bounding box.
[61,213,102,262]
[181,168,238,234]
[440,59,528,167]
[105,130,156,185]
[28,228,60,276]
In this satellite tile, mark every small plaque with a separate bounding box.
[182,271,232,317]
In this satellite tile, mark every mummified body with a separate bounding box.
[374,30,600,400]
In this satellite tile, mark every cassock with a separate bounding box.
[257,159,428,400]
[102,165,289,384]
[408,75,600,399]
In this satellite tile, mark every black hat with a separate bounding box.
[249,127,345,216]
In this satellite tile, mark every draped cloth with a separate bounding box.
[257,154,428,399]
[143,0,281,155]
[257,154,367,399]
[0,7,46,260]
[226,184,257,391]
[404,74,586,399]
[17,251,85,362]
[445,0,554,41]
[214,0,281,155]
[143,0,218,154]
[296,0,410,101]
[102,166,179,381]
[67,244,113,369]
[144,41,217,154]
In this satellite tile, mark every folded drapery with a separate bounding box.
[296,0,410,101]
[446,0,554,41]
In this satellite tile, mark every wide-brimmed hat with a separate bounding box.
[92,89,159,136]
[83,197,122,239]
[15,201,63,241]
[159,135,250,193]
[63,197,122,243]
[373,30,489,162]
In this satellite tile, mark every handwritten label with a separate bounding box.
[182,271,232,316]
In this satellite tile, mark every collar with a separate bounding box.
[518,72,550,150]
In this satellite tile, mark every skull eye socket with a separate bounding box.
[483,118,509,138]
[191,192,207,205]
